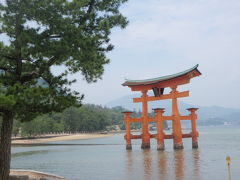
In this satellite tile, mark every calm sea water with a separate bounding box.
[11,126,240,180]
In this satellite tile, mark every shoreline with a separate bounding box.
[12,133,113,145]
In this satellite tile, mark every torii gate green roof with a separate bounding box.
[122,64,201,86]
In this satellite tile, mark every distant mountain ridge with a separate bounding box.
[106,94,240,126]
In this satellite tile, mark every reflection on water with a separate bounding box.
[174,150,184,180]
[142,150,152,180]
[126,150,133,179]
[192,149,200,180]
[126,149,200,180]
[157,150,167,180]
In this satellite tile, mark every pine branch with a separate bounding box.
[49,35,61,38]
[87,0,95,14]
[0,66,8,71]
[0,53,16,61]
[79,0,96,24]
[20,71,39,83]
[20,54,63,83]
[47,55,60,67]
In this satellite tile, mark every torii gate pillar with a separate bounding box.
[141,90,151,149]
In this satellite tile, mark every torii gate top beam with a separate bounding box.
[122,65,201,92]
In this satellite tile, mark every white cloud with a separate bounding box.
[101,0,240,108]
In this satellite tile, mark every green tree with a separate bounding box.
[0,0,128,178]
[62,107,80,132]
[21,115,54,136]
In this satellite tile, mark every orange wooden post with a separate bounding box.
[122,65,201,150]
[141,90,150,149]
[171,86,184,149]
[123,111,133,150]
[187,108,199,148]
[154,108,165,150]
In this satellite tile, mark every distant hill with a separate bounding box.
[106,93,240,126]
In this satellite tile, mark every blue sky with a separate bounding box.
[72,0,240,108]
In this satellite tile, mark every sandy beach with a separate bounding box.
[12,133,112,144]
[10,169,68,180]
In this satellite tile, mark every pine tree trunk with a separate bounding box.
[0,111,13,180]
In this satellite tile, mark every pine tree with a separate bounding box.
[0,0,128,179]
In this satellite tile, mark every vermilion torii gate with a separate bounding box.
[122,65,201,150]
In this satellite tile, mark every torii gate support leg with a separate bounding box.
[171,86,184,149]
[123,112,133,150]
[187,108,199,149]
[154,108,165,150]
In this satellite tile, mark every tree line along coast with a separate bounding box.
[0,104,168,138]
